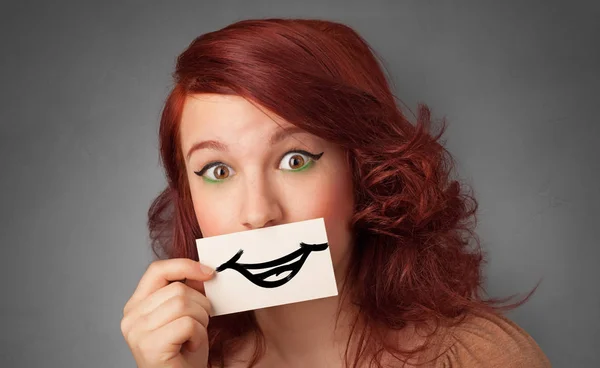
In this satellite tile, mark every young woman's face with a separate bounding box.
[179,94,355,277]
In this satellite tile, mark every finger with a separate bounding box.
[144,281,212,318]
[168,278,206,295]
[181,321,209,354]
[122,281,212,333]
[143,294,210,331]
[125,259,214,314]
[183,278,206,294]
[149,315,208,355]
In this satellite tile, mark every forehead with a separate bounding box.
[180,93,289,138]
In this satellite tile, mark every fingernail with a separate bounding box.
[199,264,214,275]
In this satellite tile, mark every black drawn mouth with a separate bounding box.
[215,242,329,288]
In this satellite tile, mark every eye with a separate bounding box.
[279,150,324,171]
[194,162,236,182]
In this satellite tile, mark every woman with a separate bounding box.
[120,18,551,367]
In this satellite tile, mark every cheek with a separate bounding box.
[189,163,355,268]
[322,179,355,269]
[190,185,236,238]
[289,171,355,269]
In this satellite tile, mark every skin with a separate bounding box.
[121,258,216,367]
[179,94,355,278]
[121,93,359,368]
[179,94,357,367]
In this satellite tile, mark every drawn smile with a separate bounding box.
[215,242,329,288]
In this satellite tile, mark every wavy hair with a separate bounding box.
[148,18,537,367]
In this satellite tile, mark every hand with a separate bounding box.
[121,259,215,368]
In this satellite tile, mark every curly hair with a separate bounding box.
[147,18,537,367]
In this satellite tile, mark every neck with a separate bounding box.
[253,271,359,367]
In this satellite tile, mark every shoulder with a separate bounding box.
[430,309,551,368]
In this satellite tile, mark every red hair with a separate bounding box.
[148,18,537,367]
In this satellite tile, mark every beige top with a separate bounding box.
[225,309,551,367]
[421,309,552,367]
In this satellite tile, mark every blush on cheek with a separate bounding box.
[191,187,240,237]
[318,194,354,272]
[193,204,223,238]
[325,219,353,267]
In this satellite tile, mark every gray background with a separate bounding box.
[1,1,598,367]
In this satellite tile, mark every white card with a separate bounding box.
[195,218,338,316]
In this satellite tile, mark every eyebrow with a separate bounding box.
[269,126,307,146]
[186,126,308,161]
[186,140,228,161]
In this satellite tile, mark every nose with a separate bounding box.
[239,175,283,230]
